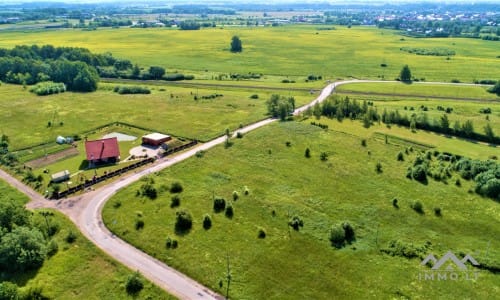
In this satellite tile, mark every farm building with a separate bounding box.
[85,137,120,164]
[51,170,70,183]
[142,133,171,146]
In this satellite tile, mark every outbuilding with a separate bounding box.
[51,170,70,183]
[142,133,171,147]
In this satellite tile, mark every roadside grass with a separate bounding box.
[0,180,174,300]
[102,121,500,299]
[0,83,310,150]
[336,81,499,100]
[0,26,498,82]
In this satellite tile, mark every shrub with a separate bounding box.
[411,201,424,214]
[170,195,181,208]
[30,81,66,96]
[376,162,383,173]
[305,148,311,158]
[361,139,367,147]
[285,141,291,147]
[250,94,259,99]
[455,178,461,186]
[243,186,250,195]
[170,182,183,193]
[258,228,266,239]
[232,191,239,201]
[329,224,345,248]
[397,152,404,161]
[225,204,234,218]
[411,165,427,183]
[125,272,144,295]
[113,200,122,208]
[213,197,226,212]
[434,207,442,217]
[288,215,304,231]
[236,132,243,138]
[114,85,150,94]
[65,230,77,243]
[0,282,19,300]
[381,239,431,259]
[135,219,144,230]
[320,152,328,161]
[342,222,355,243]
[202,214,212,230]
[392,198,399,208]
[175,210,193,232]
[47,240,59,257]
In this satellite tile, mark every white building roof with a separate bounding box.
[143,133,170,141]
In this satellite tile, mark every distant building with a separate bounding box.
[85,137,120,164]
[142,133,171,147]
[51,170,70,183]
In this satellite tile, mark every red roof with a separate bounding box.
[85,137,120,161]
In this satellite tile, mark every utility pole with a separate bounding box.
[225,254,232,299]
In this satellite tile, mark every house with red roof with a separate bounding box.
[85,137,120,165]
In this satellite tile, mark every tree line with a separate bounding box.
[305,95,499,144]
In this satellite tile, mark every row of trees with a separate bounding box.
[308,95,498,144]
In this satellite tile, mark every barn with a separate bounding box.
[142,133,171,147]
[85,137,120,165]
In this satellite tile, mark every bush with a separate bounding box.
[288,215,304,231]
[250,94,259,99]
[342,222,356,243]
[232,191,239,201]
[392,198,399,208]
[135,219,144,230]
[202,214,212,230]
[236,132,243,138]
[329,224,345,248]
[397,151,404,161]
[113,85,150,94]
[258,228,266,239]
[165,237,178,249]
[170,195,181,208]
[0,282,19,300]
[170,182,183,193]
[411,201,424,214]
[30,81,66,96]
[225,204,234,218]
[243,186,250,195]
[65,230,77,243]
[175,210,193,232]
[213,197,226,212]
[126,272,144,295]
[47,239,59,257]
[411,165,428,183]
[361,139,367,147]
[305,148,311,158]
[376,162,383,173]
[434,207,442,217]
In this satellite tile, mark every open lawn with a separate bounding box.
[0,26,498,82]
[0,82,311,150]
[103,120,499,299]
[0,180,174,300]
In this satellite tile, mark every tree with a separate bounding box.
[488,80,500,96]
[132,64,141,78]
[72,66,99,92]
[0,226,47,272]
[230,36,242,53]
[461,120,474,137]
[399,65,412,82]
[440,114,450,133]
[0,282,18,300]
[148,66,165,80]
[175,209,193,233]
[126,272,144,295]
[484,123,495,142]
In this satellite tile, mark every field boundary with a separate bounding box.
[335,90,499,103]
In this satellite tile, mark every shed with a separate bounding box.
[142,133,171,146]
[51,170,70,183]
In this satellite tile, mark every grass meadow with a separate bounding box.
[102,120,499,299]
[0,82,311,150]
[0,26,498,82]
[0,180,173,300]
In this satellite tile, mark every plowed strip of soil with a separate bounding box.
[26,147,79,169]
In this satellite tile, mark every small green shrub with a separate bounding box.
[243,186,250,195]
[232,191,239,201]
[392,198,399,208]
[376,162,383,173]
[236,132,243,138]
[170,195,181,208]
[329,224,345,248]
[320,152,328,161]
[47,239,59,257]
[175,210,193,232]
[170,182,183,193]
[397,151,404,161]
[225,204,234,218]
[305,148,311,158]
[65,230,77,243]
[361,139,367,147]
[258,228,266,239]
[135,219,144,230]
[288,215,304,231]
[411,201,424,214]
[125,272,144,295]
[202,214,212,230]
[434,207,442,217]
[213,197,226,212]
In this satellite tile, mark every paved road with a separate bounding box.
[3,79,484,299]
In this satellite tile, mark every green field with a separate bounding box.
[0,180,173,300]
[102,120,499,299]
[0,26,498,82]
[0,82,311,150]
